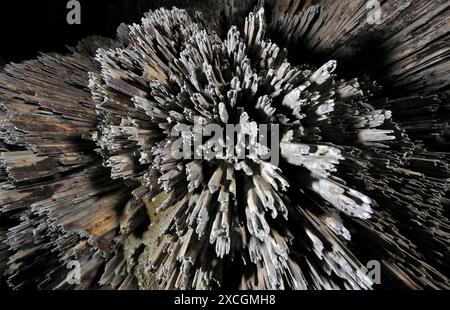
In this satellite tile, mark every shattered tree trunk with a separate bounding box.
[0,0,449,290]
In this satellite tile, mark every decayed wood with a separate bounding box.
[0,39,132,289]
[0,0,449,290]
[270,0,450,96]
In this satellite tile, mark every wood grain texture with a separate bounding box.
[0,0,448,290]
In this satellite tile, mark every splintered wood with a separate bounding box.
[0,0,449,290]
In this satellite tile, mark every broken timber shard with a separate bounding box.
[0,0,450,290]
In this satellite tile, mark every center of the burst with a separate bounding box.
[170,115,281,166]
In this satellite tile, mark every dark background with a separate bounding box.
[0,0,252,65]
[0,0,162,65]
[0,0,393,90]
[0,0,388,84]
